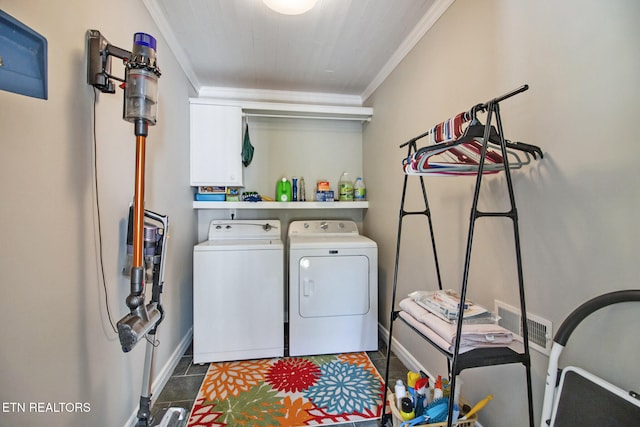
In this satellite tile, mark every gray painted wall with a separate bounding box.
[0,1,196,425]
[363,1,640,426]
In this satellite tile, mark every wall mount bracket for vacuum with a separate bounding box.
[86,29,131,94]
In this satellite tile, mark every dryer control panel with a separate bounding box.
[288,220,359,236]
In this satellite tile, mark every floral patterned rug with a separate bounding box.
[187,352,384,427]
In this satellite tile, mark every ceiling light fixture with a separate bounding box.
[263,0,319,15]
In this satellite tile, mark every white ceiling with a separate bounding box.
[143,0,452,104]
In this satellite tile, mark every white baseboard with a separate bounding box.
[125,327,194,427]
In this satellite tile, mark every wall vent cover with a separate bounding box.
[495,300,552,355]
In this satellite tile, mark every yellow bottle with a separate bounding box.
[400,397,415,421]
[407,371,420,392]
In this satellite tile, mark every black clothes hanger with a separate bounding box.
[401,85,543,160]
[412,121,543,161]
[401,85,543,177]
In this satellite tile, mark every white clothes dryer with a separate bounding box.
[193,220,283,364]
[288,220,378,356]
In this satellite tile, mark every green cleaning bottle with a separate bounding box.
[276,177,292,201]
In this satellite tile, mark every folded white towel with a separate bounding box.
[399,298,513,353]
[398,311,458,351]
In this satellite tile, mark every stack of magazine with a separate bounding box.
[409,289,498,324]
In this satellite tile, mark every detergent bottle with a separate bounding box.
[276,177,292,201]
[338,172,354,201]
[407,371,420,399]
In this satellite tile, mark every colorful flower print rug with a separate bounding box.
[187,352,384,427]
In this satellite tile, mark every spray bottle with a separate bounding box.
[433,375,443,400]
[414,377,429,417]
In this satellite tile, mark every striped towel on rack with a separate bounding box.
[429,111,471,144]
[402,110,472,175]
[402,111,510,176]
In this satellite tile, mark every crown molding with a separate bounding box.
[360,0,456,102]
[142,0,200,93]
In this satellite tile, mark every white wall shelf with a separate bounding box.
[193,201,369,210]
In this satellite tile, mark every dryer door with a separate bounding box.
[298,254,369,317]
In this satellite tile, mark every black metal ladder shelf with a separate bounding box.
[380,85,543,427]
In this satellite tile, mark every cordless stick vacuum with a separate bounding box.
[87,30,185,427]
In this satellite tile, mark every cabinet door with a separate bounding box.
[190,103,243,186]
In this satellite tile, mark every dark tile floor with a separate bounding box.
[151,337,408,427]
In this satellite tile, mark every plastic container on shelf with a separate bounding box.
[299,177,306,201]
[354,177,366,201]
[338,172,354,201]
[276,177,292,201]
[394,379,407,410]
[400,397,415,421]
[292,177,298,201]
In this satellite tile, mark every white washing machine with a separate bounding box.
[288,220,378,356]
[193,220,283,364]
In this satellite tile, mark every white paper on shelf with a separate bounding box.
[409,290,489,321]
[398,298,513,352]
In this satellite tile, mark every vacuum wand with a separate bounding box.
[118,133,160,352]
[117,33,162,353]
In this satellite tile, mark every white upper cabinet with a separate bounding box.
[190,102,243,187]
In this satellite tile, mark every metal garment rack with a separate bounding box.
[381,86,541,427]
